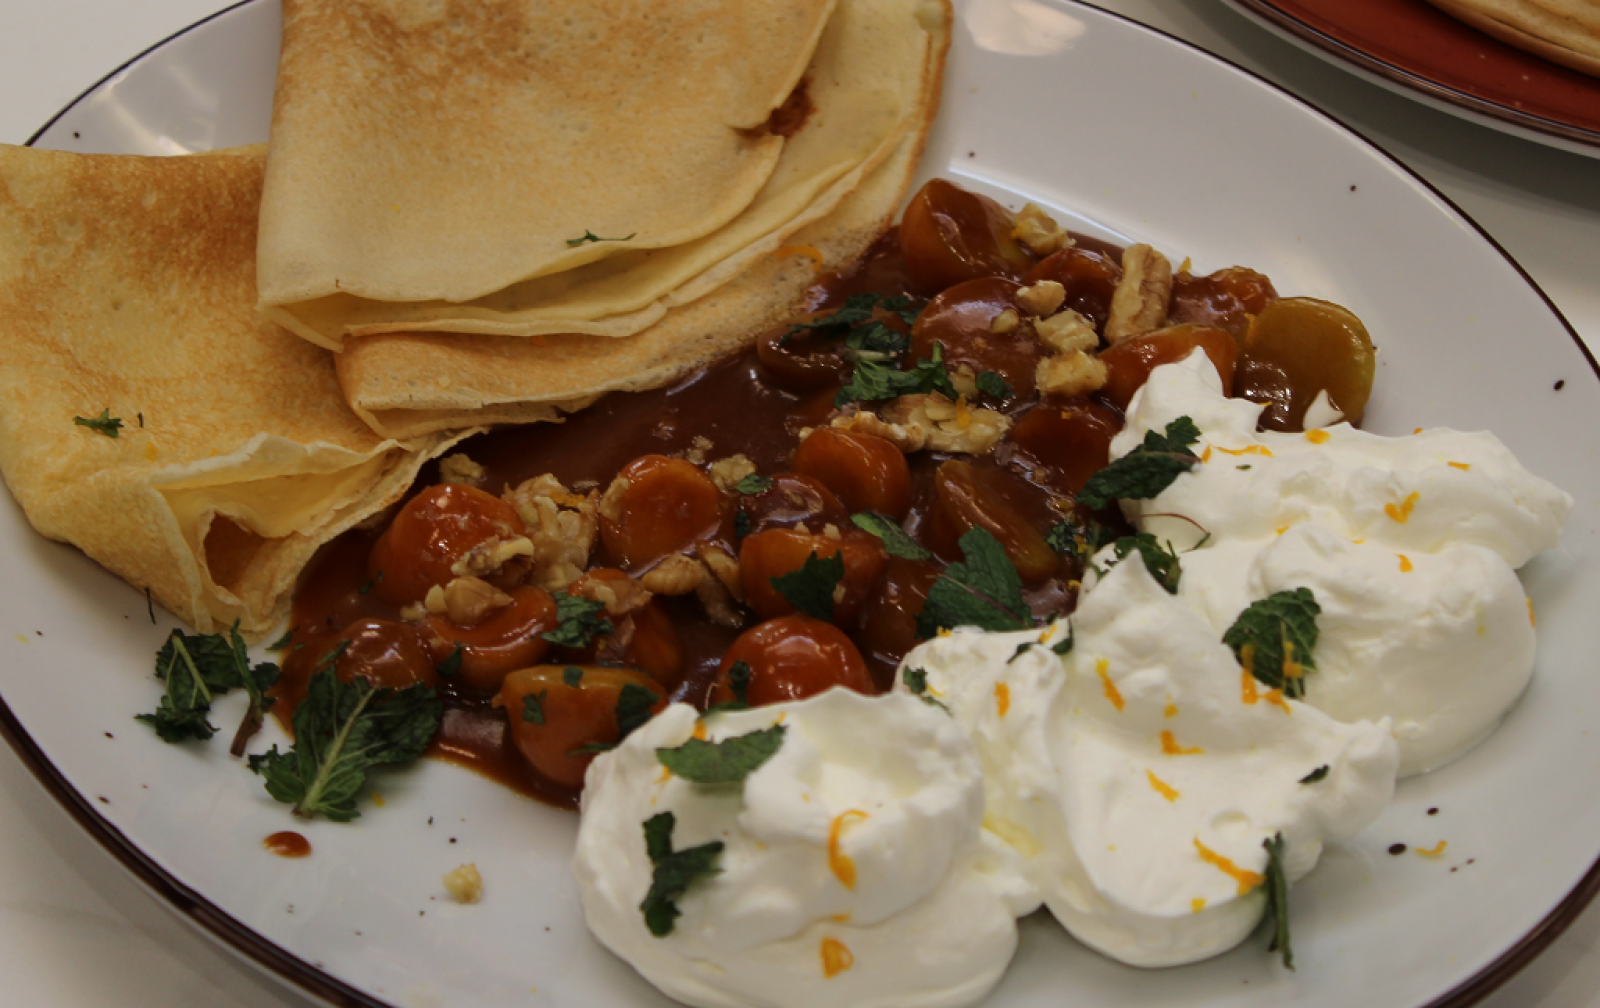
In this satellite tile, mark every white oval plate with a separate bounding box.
[9,1,1600,1006]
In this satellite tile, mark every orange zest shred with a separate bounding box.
[1398,554,1413,572]
[1305,429,1330,444]
[828,811,870,889]
[692,722,708,741]
[1147,770,1180,802]
[1241,667,1261,705]
[1214,444,1273,457]
[1164,702,1178,719]
[371,790,385,808]
[1264,688,1291,714]
[1282,641,1304,681]
[1202,446,1213,463]
[1096,658,1124,712]
[775,244,825,268]
[956,395,972,429]
[1192,898,1207,913]
[1415,840,1448,857]
[830,914,851,923]
[657,766,672,784]
[1194,838,1264,895]
[1385,491,1420,524]
[1414,427,1424,435]
[1449,461,1471,471]
[1528,598,1536,627]
[1161,730,1204,756]
[995,682,1011,718]
[821,937,854,978]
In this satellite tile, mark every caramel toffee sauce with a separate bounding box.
[263,831,312,858]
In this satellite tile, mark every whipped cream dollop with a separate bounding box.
[901,556,1397,967]
[1108,351,1571,775]
[574,689,1038,1008]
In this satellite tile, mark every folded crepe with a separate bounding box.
[257,0,851,349]
[335,0,950,440]
[1426,0,1600,76]
[0,145,462,638]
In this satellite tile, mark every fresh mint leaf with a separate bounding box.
[522,690,548,725]
[137,623,277,753]
[851,511,932,561]
[657,725,787,784]
[247,667,441,822]
[640,811,724,937]
[842,320,908,361]
[225,621,278,757]
[1223,588,1320,699]
[563,666,584,687]
[437,644,463,679]
[1107,533,1182,593]
[267,629,296,651]
[732,473,774,496]
[615,682,659,739]
[786,292,882,337]
[975,370,1012,400]
[706,660,753,714]
[902,665,947,711]
[1264,832,1294,970]
[74,408,123,438]
[1007,641,1034,663]
[1076,416,1203,510]
[541,592,615,648]
[1299,765,1329,784]
[835,341,957,407]
[734,507,752,540]
[915,527,1033,636]
[1051,625,1075,655]
[566,230,636,247]
[771,550,845,622]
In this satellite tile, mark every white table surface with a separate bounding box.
[1,1,1597,1006]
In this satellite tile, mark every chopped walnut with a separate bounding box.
[424,584,447,615]
[506,474,599,592]
[443,575,513,628]
[697,543,744,603]
[989,308,1020,334]
[438,453,486,487]
[442,864,482,904]
[1104,243,1173,345]
[399,602,427,622]
[884,394,1011,454]
[821,523,842,541]
[695,569,745,628]
[1015,280,1066,318]
[945,364,981,401]
[685,435,714,465]
[597,476,630,522]
[572,572,652,617]
[449,535,535,585]
[1010,202,1073,257]
[640,554,707,595]
[707,454,758,494]
[1035,309,1099,355]
[1036,352,1109,398]
[830,411,929,453]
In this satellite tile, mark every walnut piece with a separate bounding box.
[697,543,744,603]
[696,570,745,628]
[1010,202,1073,257]
[449,535,535,584]
[442,864,483,905]
[685,435,714,465]
[884,394,1011,455]
[1035,309,1099,355]
[948,363,980,400]
[1104,243,1173,345]
[1015,280,1066,318]
[597,476,630,522]
[989,308,1020,334]
[640,554,707,596]
[1036,351,1109,398]
[830,411,929,453]
[707,454,758,493]
[572,572,653,617]
[443,575,513,628]
[506,474,599,592]
[438,453,485,487]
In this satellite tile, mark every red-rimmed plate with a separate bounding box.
[1222,0,1600,157]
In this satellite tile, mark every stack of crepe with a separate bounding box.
[0,0,948,637]
[1425,0,1600,76]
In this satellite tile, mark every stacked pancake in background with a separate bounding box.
[1425,0,1600,76]
[0,0,950,636]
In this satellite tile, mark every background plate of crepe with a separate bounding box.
[7,1,1600,1007]
[1220,0,1600,158]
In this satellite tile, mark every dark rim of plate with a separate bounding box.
[8,2,1600,1007]
[1223,0,1600,150]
